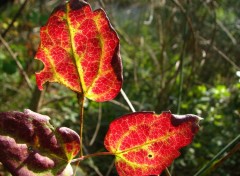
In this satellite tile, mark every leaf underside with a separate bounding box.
[35,0,122,102]
[104,111,200,176]
[0,109,80,176]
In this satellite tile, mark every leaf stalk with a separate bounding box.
[71,152,114,163]
[77,93,85,157]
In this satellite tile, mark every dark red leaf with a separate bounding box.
[0,109,80,176]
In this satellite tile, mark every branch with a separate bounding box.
[105,159,115,176]
[216,20,237,45]
[29,85,45,112]
[0,34,33,90]
[212,45,240,70]
[89,103,102,146]
[42,95,73,106]
[171,0,196,47]
[1,0,28,38]
[194,134,240,176]
[199,36,240,70]
[109,100,130,111]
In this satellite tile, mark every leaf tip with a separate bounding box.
[172,114,203,121]
[171,113,202,133]
[56,127,81,161]
[24,109,50,121]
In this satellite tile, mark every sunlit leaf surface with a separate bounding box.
[104,111,201,176]
[35,0,122,102]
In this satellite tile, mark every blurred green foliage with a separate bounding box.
[0,0,239,175]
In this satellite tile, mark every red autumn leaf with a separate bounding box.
[104,111,201,176]
[35,0,122,102]
[0,109,80,176]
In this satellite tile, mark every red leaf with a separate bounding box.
[0,109,80,176]
[104,111,201,176]
[35,0,122,102]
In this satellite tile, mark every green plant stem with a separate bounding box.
[194,134,240,176]
[212,142,240,169]
[170,2,190,175]
[71,152,114,163]
[177,53,184,114]
[120,88,136,112]
[73,93,85,176]
[77,93,85,157]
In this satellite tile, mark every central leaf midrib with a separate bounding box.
[66,3,84,93]
[66,4,107,98]
[116,154,157,168]
[116,131,174,155]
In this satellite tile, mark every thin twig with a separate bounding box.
[144,44,160,71]
[212,142,240,170]
[1,0,28,38]
[97,0,105,8]
[109,100,130,111]
[42,95,73,106]
[171,0,196,48]
[89,103,102,146]
[105,159,115,176]
[205,3,217,54]
[199,36,240,70]
[77,93,85,157]
[71,152,114,163]
[216,20,237,45]
[194,134,240,176]
[82,144,104,176]
[73,93,85,176]
[212,45,240,70]
[0,34,33,90]
[170,1,190,175]
[177,27,187,115]
[72,150,113,176]
[144,0,154,25]
[120,88,136,112]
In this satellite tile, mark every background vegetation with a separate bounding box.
[0,0,239,175]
